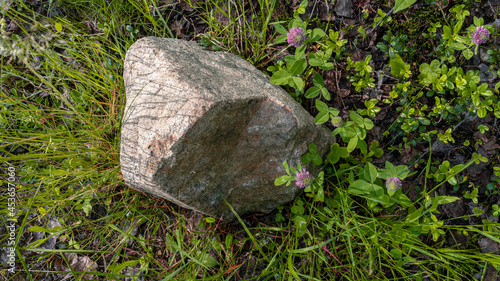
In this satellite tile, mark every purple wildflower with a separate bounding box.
[287,27,307,48]
[296,168,313,189]
[471,26,489,45]
[386,177,402,193]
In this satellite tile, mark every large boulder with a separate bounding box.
[121,37,334,220]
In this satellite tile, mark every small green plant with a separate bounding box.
[463,186,479,204]
[477,124,489,133]
[492,205,500,217]
[269,16,329,101]
[332,111,374,154]
[358,99,381,118]
[377,30,414,59]
[125,24,139,40]
[346,55,375,92]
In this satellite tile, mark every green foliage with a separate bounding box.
[268,18,349,103]
[373,9,392,28]
[346,55,375,92]
[314,100,340,125]
[325,29,348,60]
[333,111,374,153]
[393,0,418,14]
[390,55,411,79]
[358,99,381,118]
[381,5,499,152]
[274,160,298,186]
[463,187,479,204]
[187,0,278,64]
[377,31,414,60]
[492,205,500,217]
[305,73,330,100]
[301,143,323,165]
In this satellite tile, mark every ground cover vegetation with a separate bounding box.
[1,0,500,280]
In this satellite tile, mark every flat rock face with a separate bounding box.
[121,37,334,220]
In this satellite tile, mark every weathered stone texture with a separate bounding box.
[121,37,334,220]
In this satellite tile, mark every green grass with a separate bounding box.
[1,0,500,280]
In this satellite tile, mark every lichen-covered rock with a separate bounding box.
[335,0,353,18]
[120,37,334,220]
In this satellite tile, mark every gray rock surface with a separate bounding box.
[121,37,334,220]
[335,0,353,18]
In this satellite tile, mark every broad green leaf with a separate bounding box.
[309,57,323,66]
[338,147,349,158]
[348,180,372,195]
[447,176,457,185]
[390,249,403,259]
[388,48,395,59]
[283,161,290,174]
[289,59,307,76]
[312,154,322,165]
[343,127,357,138]
[29,226,48,232]
[328,107,339,115]
[390,55,407,78]
[200,253,219,268]
[274,175,290,186]
[453,20,463,34]
[320,62,333,70]
[321,88,330,101]
[313,73,325,87]
[418,117,430,125]
[450,43,466,50]
[316,171,324,185]
[377,42,389,53]
[301,153,313,164]
[310,28,326,43]
[328,151,340,164]
[274,34,287,45]
[55,22,63,33]
[291,77,304,91]
[349,112,364,124]
[295,44,306,59]
[274,24,288,35]
[309,143,318,154]
[347,137,358,152]
[270,70,291,85]
[315,111,329,124]
[406,207,423,223]
[395,165,410,179]
[308,52,323,66]
[315,100,328,112]
[430,60,441,73]
[314,186,324,202]
[305,87,320,99]
[443,25,452,39]
[294,216,307,237]
[369,184,385,200]
[396,193,412,207]
[436,196,460,204]
[473,16,481,27]
[363,118,374,130]
[364,162,378,184]
[285,55,297,65]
